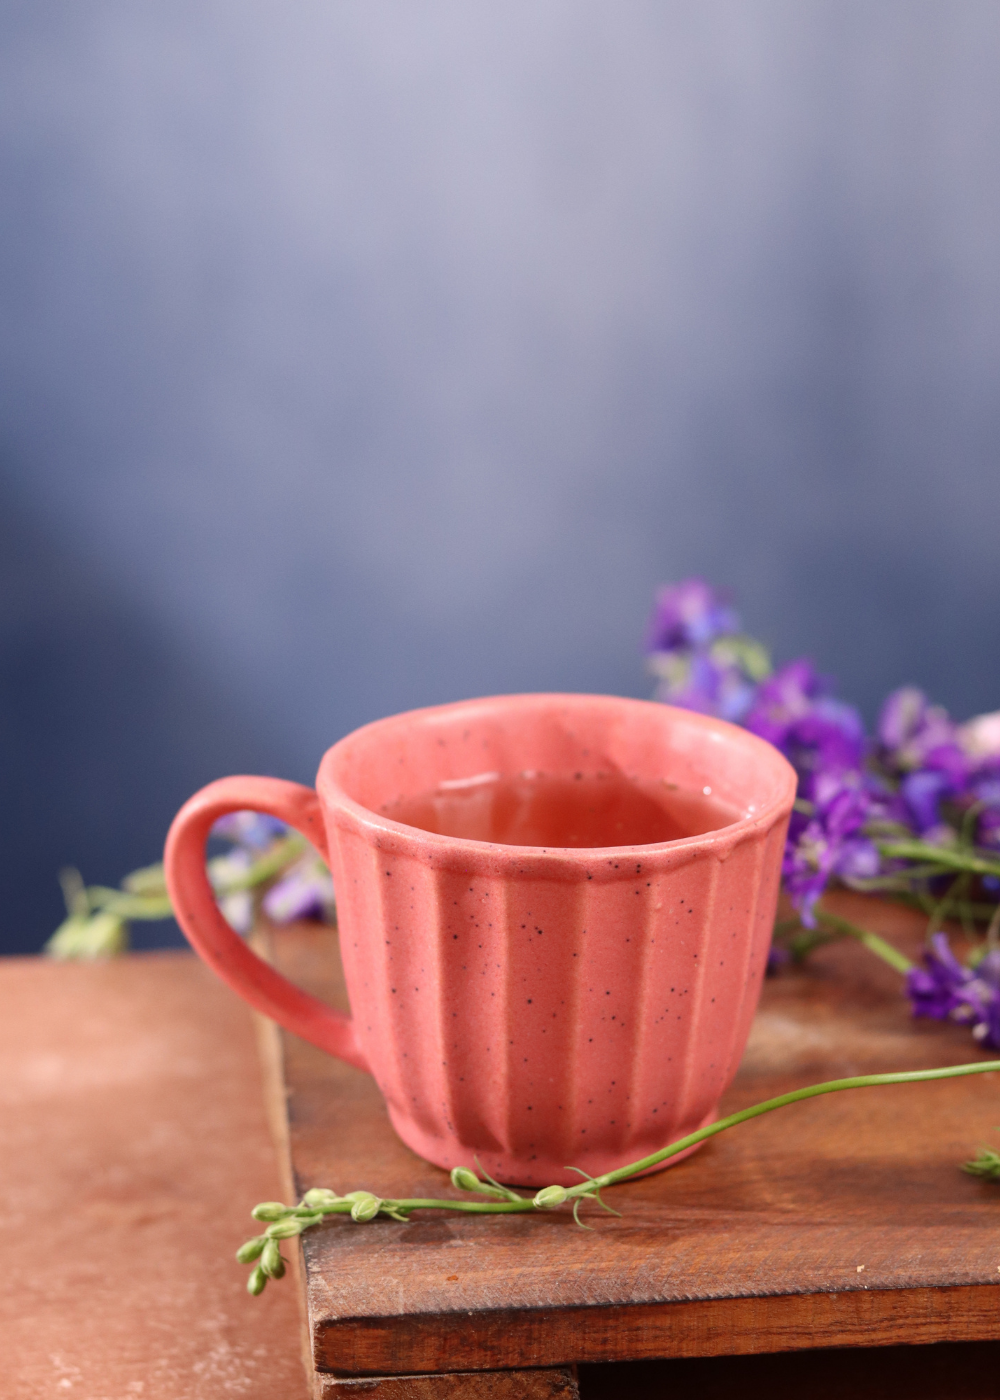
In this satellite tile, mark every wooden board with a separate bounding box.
[258,891,1000,1382]
[0,950,309,1400]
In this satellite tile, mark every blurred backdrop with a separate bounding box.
[2,1,999,953]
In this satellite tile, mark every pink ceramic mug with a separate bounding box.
[165,694,795,1185]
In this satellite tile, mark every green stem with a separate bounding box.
[241,1057,1000,1290]
[844,867,966,891]
[878,840,1000,880]
[309,1196,533,1215]
[813,907,914,974]
[926,874,964,942]
[247,1057,1000,1237]
[579,1057,1000,1194]
[83,890,175,920]
[83,835,310,923]
[209,834,310,894]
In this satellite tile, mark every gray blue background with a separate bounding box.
[2,2,999,953]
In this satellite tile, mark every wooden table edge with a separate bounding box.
[252,1003,317,1388]
[313,1281,1000,1375]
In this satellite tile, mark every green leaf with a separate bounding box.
[121,862,169,896]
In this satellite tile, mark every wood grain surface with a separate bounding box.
[1,951,309,1400]
[258,893,1000,1379]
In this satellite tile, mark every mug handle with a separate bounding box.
[164,775,370,1073]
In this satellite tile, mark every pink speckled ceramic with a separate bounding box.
[165,694,795,1185]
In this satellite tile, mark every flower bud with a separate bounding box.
[301,1188,341,1209]
[252,1202,290,1221]
[532,1184,569,1209]
[261,1238,286,1279]
[349,1193,381,1222]
[247,1266,267,1296]
[235,1235,266,1264]
[448,1166,510,1198]
[265,1217,307,1239]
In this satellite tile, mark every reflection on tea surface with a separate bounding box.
[380,771,741,848]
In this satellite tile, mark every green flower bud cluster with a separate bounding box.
[236,1185,413,1292]
[46,909,128,960]
[237,1231,291,1290]
[44,865,168,959]
[239,1196,336,1293]
[43,830,311,961]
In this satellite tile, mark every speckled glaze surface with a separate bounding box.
[165,694,795,1186]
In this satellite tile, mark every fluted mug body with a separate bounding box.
[166,694,795,1185]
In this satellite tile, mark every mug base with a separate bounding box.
[386,1105,719,1189]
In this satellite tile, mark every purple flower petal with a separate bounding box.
[906,932,975,1022]
[262,860,335,923]
[878,687,930,752]
[876,688,967,789]
[646,583,762,723]
[745,661,865,799]
[644,578,740,654]
[899,769,953,835]
[780,781,880,925]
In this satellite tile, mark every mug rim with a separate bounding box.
[316,691,796,860]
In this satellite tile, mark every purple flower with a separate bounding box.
[782,781,880,927]
[645,578,739,653]
[965,951,1000,1048]
[262,857,335,924]
[645,579,768,723]
[211,811,336,927]
[906,935,1000,1049]
[906,932,973,1020]
[896,769,958,839]
[651,647,758,724]
[875,688,969,834]
[745,660,866,801]
[878,687,959,768]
